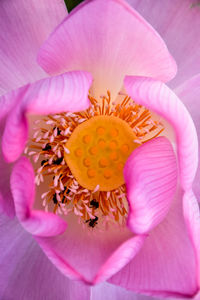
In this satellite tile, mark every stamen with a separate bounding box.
[27,91,164,228]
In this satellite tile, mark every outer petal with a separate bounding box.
[114,75,200,296]
[0,0,66,95]
[91,235,145,284]
[38,0,176,98]
[36,227,145,283]
[124,136,177,234]
[91,282,159,300]
[10,157,67,237]
[2,71,92,163]
[0,125,15,217]
[127,0,200,88]
[124,76,198,191]
[183,191,200,288]
[175,74,200,201]
[109,190,197,296]
[0,153,14,218]
[0,214,167,300]
[0,89,24,217]
[0,215,90,300]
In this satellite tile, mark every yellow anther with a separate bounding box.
[97,127,105,135]
[98,139,106,149]
[109,140,118,150]
[104,169,113,179]
[110,151,118,161]
[89,146,98,155]
[121,144,129,154]
[75,148,83,157]
[87,168,96,178]
[110,128,118,137]
[83,158,91,167]
[117,162,124,171]
[30,90,164,225]
[83,135,91,144]
[64,115,139,191]
[99,157,109,167]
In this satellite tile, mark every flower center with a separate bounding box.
[64,115,139,191]
[26,91,164,228]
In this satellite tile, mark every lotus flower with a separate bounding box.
[0,0,200,299]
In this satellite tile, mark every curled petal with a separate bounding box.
[0,89,26,217]
[91,282,152,300]
[175,74,200,201]
[124,137,177,234]
[124,76,198,191]
[127,0,200,88]
[10,157,67,237]
[92,235,146,284]
[0,154,15,217]
[183,190,200,287]
[34,221,143,283]
[2,71,92,163]
[0,215,90,300]
[38,0,176,98]
[109,191,197,296]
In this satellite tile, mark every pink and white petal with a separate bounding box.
[0,86,33,218]
[127,0,200,88]
[0,120,15,217]
[124,136,177,235]
[0,156,14,218]
[124,76,198,191]
[0,0,67,95]
[0,215,90,300]
[183,190,200,287]
[10,157,67,237]
[91,282,159,300]
[0,87,24,121]
[35,213,139,283]
[2,71,92,162]
[109,190,198,297]
[174,74,200,201]
[38,0,176,99]
[0,88,24,216]
[92,235,146,284]
[35,235,91,282]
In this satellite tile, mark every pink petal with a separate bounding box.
[0,0,66,95]
[35,218,140,283]
[10,157,67,237]
[0,87,22,121]
[92,235,146,284]
[38,0,176,98]
[124,76,198,191]
[127,0,200,89]
[2,71,92,162]
[0,214,158,300]
[0,119,15,217]
[91,282,159,300]
[183,190,200,288]
[0,154,15,217]
[109,190,197,296]
[124,136,177,234]
[0,88,22,216]
[0,215,90,300]
[175,74,200,201]
[35,235,91,282]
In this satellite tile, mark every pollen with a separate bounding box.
[64,116,139,191]
[26,91,164,228]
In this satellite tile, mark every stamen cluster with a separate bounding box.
[25,92,164,228]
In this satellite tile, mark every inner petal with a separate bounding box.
[26,92,164,228]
